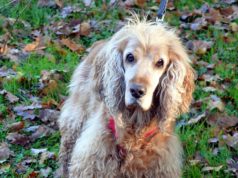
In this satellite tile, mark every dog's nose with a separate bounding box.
[130,84,146,99]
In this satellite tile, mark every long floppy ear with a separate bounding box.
[158,44,195,120]
[91,40,108,98]
[93,37,126,114]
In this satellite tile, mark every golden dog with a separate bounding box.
[58,17,195,178]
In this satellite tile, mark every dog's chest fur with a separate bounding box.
[108,118,175,174]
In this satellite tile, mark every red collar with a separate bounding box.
[107,117,125,159]
[107,117,159,160]
[107,117,159,140]
[107,117,118,139]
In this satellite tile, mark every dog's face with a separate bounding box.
[101,21,194,118]
[123,39,170,111]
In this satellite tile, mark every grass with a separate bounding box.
[178,123,233,177]
[0,0,237,177]
[0,0,55,29]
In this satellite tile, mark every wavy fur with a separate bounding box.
[58,17,195,178]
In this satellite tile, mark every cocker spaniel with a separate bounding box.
[58,17,195,178]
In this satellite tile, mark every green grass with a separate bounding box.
[0,0,237,177]
[179,123,230,174]
[0,0,55,29]
[179,124,233,177]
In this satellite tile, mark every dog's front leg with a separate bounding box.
[69,108,119,178]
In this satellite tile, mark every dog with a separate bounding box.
[58,17,195,178]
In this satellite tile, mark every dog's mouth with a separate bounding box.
[126,98,149,111]
[126,97,138,109]
[125,88,153,111]
[126,102,137,110]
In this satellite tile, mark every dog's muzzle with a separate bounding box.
[126,83,147,109]
[130,83,146,99]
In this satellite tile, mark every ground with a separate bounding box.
[0,0,237,177]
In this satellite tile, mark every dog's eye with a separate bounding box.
[126,53,135,63]
[155,58,164,68]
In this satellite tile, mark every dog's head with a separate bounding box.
[99,19,195,119]
[122,37,170,111]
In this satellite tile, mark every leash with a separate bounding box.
[157,0,168,21]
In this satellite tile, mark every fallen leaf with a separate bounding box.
[83,0,93,7]
[222,133,238,150]
[15,110,36,120]
[14,104,41,120]
[23,36,46,52]
[205,9,223,24]
[0,44,8,55]
[28,171,39,178]
[199,3,210,14]
[167,0,176,11]
[189,159,201,166]
[226,156,238,176]
[40,70,52,84]
[190,17,207,31]
[23,38,40,52]
[15,159,36,174]
[55,0,63,8]
[212,148,219,155]
[0,90,19,103]
[24,125,40,133]
[109,0,117,5]
[6,133,30,146]
[0,143,13,163]
[122,0,146,7]
[40,79,58,95]
[13,104,42,112]
[202,165,223,172]
[39,109,60,122]
[7,121,24,132]
[198,74,221,82]
[230,22,238,32]
[193,151,206,164]
[135,0,146,7]
[37,0,57,8]
[208,137,219,143]
[221,0,237,4]
[180,12,195,23]
[80,22,91,36]
[219,6,234,17]
[194,60,209,66]
[192,97,209,108]
[40,167,52,177]
[39,109,60,128]
[208,95,225,111]
[57,19,81,35]
[207,63,215,69]
[60,38,84,53]
[187,112,206,125]
[31,148,47,155]
[4,48,28,63]
[40,69,66,83]
[188,40,213,55]
[203,86,217,92]
[39,69,68,96]
[207,113,238,129]
[0,67,17,78]
[41,98,59,108]
[40,151,56,164]
[30,125,55,141]
[60,6,82,19]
